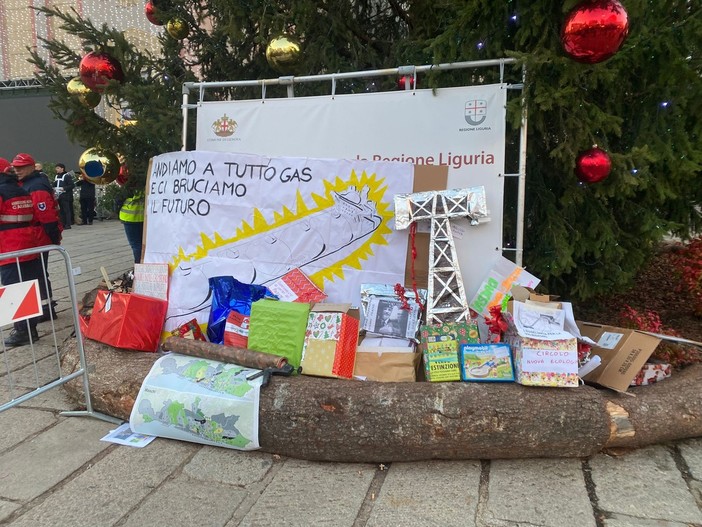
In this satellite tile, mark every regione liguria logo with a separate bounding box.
[212,114,238,137]
[464,100,487,126]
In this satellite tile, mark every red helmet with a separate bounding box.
[0,157,10,174]
[11,153,36,167]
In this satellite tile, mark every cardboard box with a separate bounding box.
[300,304,360,379]
[404,165,448,289]
[577,322,662,392]
[354,336,420,382]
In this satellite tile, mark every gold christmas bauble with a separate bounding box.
[78,147,120,185]
[265,34,302,73]
[78,91,101,108]
[166,18,189,39]
[66,76,92,96]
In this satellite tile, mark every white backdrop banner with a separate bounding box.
[195,84,507,300]
[143,151,414,331]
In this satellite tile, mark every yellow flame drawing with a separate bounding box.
[170,170,392,288]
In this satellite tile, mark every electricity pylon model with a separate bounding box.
[394,187,489,326]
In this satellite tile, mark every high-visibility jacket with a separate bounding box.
[119,192,145,223]
[0,175,41,265]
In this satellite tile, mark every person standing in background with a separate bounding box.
[34,162,51,186]
[75,175,96,225]
[116,186,145,264]
[0,157,44,346]
[52,163,74,229]
[10,153,60,324]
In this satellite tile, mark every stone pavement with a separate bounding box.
[1,219,702,527]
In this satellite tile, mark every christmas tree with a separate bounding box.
[29,1,702,300]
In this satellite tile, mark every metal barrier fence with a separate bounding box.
[0,245,119,423]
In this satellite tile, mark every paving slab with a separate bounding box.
[589,446,702,524]
[603,514,697,527]
[0,407,57,452]
[183,447,275,486]
[0,499,20,523]
[0,416,112,501]
[5,437,197,527]
[679,438,702,480]
[120,476,246,527]
[484,458,596,527]
[366,460,481,527]
[236,459,376,527]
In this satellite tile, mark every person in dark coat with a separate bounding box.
[53,163,75,229]
[75,176,96,225]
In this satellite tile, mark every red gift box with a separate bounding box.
[85,290,167,352]
[300,304,359,379]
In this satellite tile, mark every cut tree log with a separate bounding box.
[60,338,702,462]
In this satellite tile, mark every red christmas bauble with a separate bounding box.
[144,1,164,25]
[79,51,124,92]
[397,75,416,90]
[575,147,612,183]
[561,0,629,64]
[116,164,129,186]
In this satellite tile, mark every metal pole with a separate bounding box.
[181,84,190,151]
[515,64,529,267]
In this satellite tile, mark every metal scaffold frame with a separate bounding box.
[180,58,528,266]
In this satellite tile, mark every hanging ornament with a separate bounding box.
[575,146,612,183]
[166,18,189,39]
[66,76,91,96]
[116,164,129,186]
[78,147,120,185]
[78,91,101,109]
[144,0,165,25]
[265,34,302,74]
[79,51,125,93]
[67,77,101,108]
[396,75,416,90]
[561,0,629,64]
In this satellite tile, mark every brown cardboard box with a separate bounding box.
[404,165,449,289]
[577,322,662,392]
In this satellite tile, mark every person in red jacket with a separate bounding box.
[0,158,44,347]
[11,153,61,322]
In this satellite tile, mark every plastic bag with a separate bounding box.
[206,276,274,344]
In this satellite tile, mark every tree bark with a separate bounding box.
[61,338,702,462]
[161,336,287,369]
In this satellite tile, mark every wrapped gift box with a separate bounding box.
[423,336,461,382]
[419,322,480,382]
[459,343,515,382]
[247,299,310,368]
[630,362,672,387]
[86,290,167,352]
[505,335,579,387]
[300,304,359,379]
[267,268,327,303]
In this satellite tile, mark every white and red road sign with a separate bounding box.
[0,280,42,326]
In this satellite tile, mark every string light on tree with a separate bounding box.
[396,75,416,90]
[561,0,629,64]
